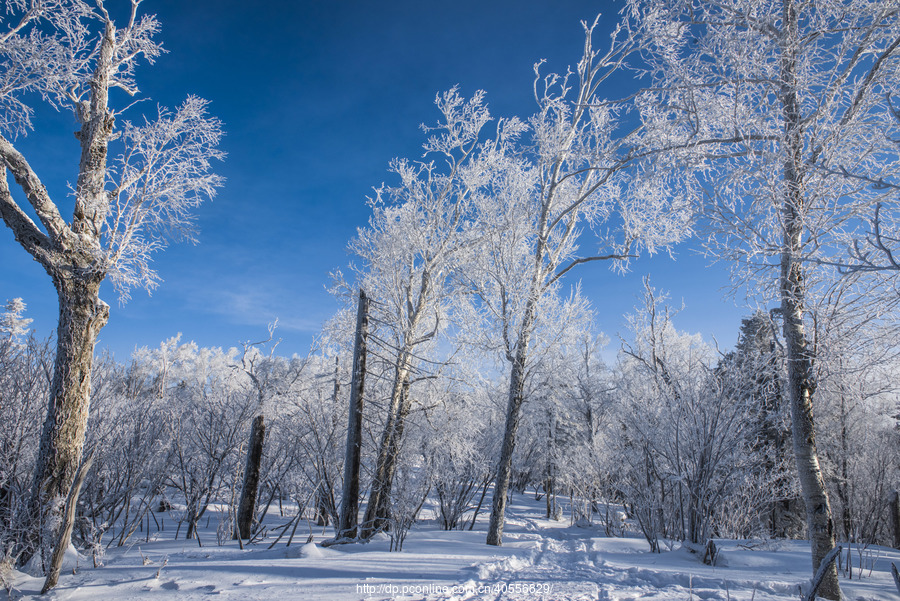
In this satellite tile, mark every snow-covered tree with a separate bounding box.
[495,290,598,521]
[809,278,900,549]
[628,0,900,594]
[341,88,491,538]
[425,386,495,531]
[233,326,304,540]
[0,299,32,346]
[0,1,223,567]
[462,19,691,546]
[137,338,254,542]
[551,332,614,526]
[285,352,347,529]
[719,310,801,538]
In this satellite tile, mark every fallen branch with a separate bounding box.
[801,545,842,601]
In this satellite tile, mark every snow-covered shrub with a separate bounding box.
[387,457,430,552]
[0,300,52,563]
[611,283,774,549]
[424,388,494,531]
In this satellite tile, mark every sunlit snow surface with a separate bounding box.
[5,494,899,601]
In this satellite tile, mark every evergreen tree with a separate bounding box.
[721,311,801,538]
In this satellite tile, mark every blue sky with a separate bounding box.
[0,0,754,359]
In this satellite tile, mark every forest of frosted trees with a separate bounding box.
[2,1,900,599]
[2,258,899,582]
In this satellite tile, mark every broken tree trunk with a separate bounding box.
[235,415,266,540]
[336,290,369,540]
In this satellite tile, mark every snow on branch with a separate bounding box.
[104,96,225,299]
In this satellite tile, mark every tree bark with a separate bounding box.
[779,2,840,597]
[486,353,527,546]
[235,415,266,540]
[336,290,369,540]
[486,298,535,546]
[781,108,842,601]
[22,278,107,568]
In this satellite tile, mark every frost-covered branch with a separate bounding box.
[104,96,224,298]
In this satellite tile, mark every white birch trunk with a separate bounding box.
[779,2,841,597]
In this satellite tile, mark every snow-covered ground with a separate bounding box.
[4,494,899,601]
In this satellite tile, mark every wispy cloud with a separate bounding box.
[177,268,337,336]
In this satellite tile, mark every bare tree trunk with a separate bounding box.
[486,324,532,546]
[21,280,108,568]
[890,491,900,550]
[337,290,369,540]
[235,415,266,540]
[361,369,411,538]
[777,2,840,598]
[468,473,492,531]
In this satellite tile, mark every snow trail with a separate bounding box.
[426,530,806,601]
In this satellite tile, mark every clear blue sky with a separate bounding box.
[0,0,753,359]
